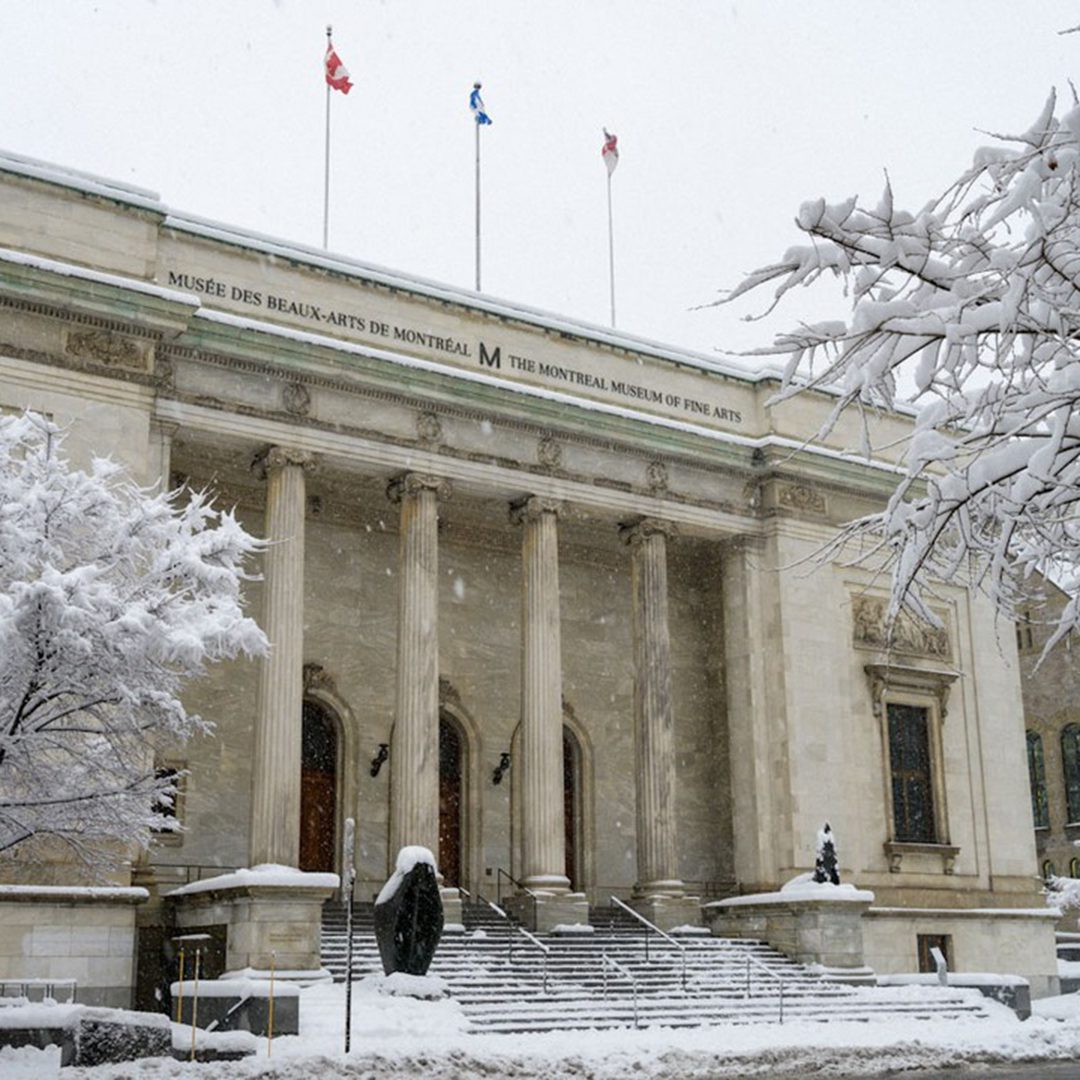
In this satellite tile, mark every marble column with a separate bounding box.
[250,446,314,867]
[387,473,451,863]
[621,518,685,898]
[510,496,570,895]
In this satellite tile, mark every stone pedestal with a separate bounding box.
[704,890,875,981]
[630,894,703,934]
[168,870,337,980]
[250,447,314,868]
[505,891,590,933]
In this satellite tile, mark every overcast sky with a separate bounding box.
[2,2,1078,363]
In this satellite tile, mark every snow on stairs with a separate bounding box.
[320,900,993,1034]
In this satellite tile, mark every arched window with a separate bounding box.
[1063,725,1080,824]
[1071,858,1080,879]
[1043,859,1057,881]
[1026,731,1049,828]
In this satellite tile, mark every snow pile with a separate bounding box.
[168,978,300,999]
[711,873,875,908]
[167,864,339,897]
[376,846,437,905]
[0,1043,60,1078]
[380,972,448,999]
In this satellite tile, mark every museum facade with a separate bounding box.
[0,149,1060,1004]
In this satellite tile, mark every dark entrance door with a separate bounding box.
[439,714,463,887]
[299,700,337,872]
[563,726,579,890]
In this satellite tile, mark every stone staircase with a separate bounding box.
[321,900,995,1034]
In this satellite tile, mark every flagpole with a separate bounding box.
[323,25,332,250]
[606,168,616,328]
[475,117,481,291]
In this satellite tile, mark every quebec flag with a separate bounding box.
[470,82,493,125]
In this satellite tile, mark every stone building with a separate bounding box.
[0,149,1059,1006]
[1018,578,1080,890]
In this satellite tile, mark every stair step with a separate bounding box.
[320,901,996,1034]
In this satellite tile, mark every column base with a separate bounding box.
[505,891,589,933]
[629,893,702,932]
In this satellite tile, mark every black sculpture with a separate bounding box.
[374,847,444,976]
[813,822,840,885]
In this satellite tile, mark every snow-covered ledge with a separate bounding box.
[703,877,876,982]
[165,864,338,982]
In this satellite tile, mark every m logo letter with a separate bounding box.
[478,342,501,369]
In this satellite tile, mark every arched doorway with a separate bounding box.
[439,712,464,887]
[299,699,338,872]
[563,726,582,890]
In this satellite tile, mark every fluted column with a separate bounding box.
[388,473,451,862]
[622,518,684,897]
[250,446,315,867]
[511,496,570,893]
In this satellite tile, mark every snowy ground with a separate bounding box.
[9,980,1080,1078]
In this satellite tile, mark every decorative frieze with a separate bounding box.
[416,412,443,445]
[65,328,148,371]
[853,595,950,660]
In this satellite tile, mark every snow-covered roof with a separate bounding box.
[0,146,777,386]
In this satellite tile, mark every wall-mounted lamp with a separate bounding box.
[492,751,511,785]
[370,743,389,778]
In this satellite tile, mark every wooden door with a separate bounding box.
[438,714,462,887]
[563,727,578,890]
[299,701,337,872]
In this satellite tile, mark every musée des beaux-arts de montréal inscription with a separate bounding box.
[165,270,744,427]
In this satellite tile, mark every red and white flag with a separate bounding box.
[325,40,353,94]
[602,129,619,175]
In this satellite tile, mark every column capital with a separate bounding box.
[253,445,318,480]
[619,516,677,546]
[386,472,453,505]
[509,495,563,526]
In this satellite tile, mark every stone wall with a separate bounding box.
[0,889,146,1008]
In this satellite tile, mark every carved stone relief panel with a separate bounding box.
[852,595,951,660]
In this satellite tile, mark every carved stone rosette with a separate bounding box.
[776,482,826,515]
[282,381,311,416]
[645,460,669,493]
[416,412,443,445]
[536,436,563,470]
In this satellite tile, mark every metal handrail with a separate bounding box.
[472,891,550,993]
[609,895,687,991]
[742,952,788,1024]
[495,867,539,905]
[601,953,639,1028]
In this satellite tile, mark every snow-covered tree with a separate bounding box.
[0,413,267,867]
[813,822,840,886]
[718,90,1080,652]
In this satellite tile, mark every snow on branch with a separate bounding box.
[0,414,268,869]
[714,90,1080,652]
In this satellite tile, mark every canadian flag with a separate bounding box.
[325,41,352,94]
[601,129,619,176]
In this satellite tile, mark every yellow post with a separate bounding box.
[267,949,276,1057]
[174,945,185,1024]
[190,947,201,1063]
